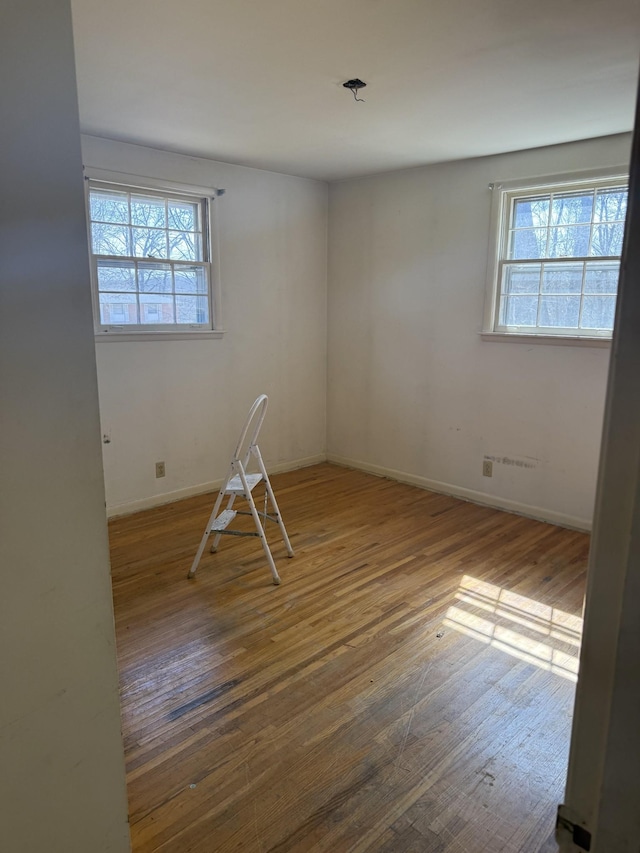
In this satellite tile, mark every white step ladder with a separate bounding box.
[187,395,294,584]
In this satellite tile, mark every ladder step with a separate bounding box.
[209,509,237,532]
[225,473,263,494]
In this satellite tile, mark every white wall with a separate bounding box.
[82,137,328,515]
[327,134,632,529]
[0,2,130,851]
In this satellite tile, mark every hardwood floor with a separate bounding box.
[109,463,588,852]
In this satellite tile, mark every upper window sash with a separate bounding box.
[89,180,209,265]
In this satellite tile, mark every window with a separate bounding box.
[484,172,628,340]
[87,180,217,336]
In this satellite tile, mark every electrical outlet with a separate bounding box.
[155,461,165,478]
[482,459,493,478]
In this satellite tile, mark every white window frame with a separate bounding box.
[482,167,628,346]
[84,168,224,341]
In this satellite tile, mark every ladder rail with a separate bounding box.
[187,477,227,578]
[236,461,281,585]
[253,444,294,557]
[232,395,269,470]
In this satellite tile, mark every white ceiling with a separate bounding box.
[71,0,640,182]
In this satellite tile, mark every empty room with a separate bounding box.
[3,1,640,852]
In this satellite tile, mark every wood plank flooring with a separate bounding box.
[109,463,588,853]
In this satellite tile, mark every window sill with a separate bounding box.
[95,330,225,342]
[480,332,611,348]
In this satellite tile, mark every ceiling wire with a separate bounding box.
[343,79,366,103]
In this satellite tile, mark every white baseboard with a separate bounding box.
[327,454,592,532]
[105,453,327,518]
[107,452,593,531]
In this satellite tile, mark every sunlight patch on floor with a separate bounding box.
[444,575,582,681]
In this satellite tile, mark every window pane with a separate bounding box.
[99,292,138,324]
[594,189,627,223]
[90,191,129,224]
[176,295,209,324]
[581,296,616,330]
[590,223,624,257]
[96,259,136,292]
[169,231,199,261]
[584,261,619,294]
[509,228,547,259]
[138,263,172,293]
[174,266,207,294]
[168,201,198,231]
[513,197,549,229]
[139,293,175,324]
[130,196,166,228]
[550,191,593,225]
[539,295,581,328]
[133,227,168,259]
[547,225,590,258]
[92,223,130,256]
[502,264,541,294]
[541,262,583,294]
[502,295,538,326]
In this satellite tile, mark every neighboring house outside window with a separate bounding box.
[484,171,628,342]
[86,177,221,338]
